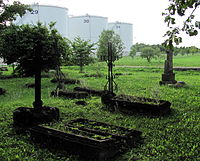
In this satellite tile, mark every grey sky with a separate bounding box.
[17,0,200,47]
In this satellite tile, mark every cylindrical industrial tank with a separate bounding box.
[13,4,69,38]
[108,22,133,56]
[69,14,108,43]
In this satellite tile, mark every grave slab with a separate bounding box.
[29,125,120,161]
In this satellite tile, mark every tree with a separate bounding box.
[129,43,164,59]
[0,22,70,76]
[129,46,137,58]
[131,43,146,52]
[61,38,73,66]
[140,46,159,63]
[0,1,30,67]
[189,46,199,54]
[97,30,125,60]
[0,1,30,30]
[71,37,95,73]
[163,0,200,48]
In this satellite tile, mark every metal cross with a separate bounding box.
[101,42,118,94]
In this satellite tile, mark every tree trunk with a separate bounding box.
[147,57,151,63]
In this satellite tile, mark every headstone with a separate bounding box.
[160,45,177,85]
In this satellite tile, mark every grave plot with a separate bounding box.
[108,94,171,115]
[29,125,120,161]
[28,117,142,160]
[66,118,142,147]
[101,91,171,116]
[101,42,171,116]
[74,86,105,96]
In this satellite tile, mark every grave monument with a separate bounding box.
[160,41,177,85]
[13,43,59,128]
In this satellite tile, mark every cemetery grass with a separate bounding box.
[115,54,200,67]
[0,65,200,161]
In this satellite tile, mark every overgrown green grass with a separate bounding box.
[0,63,200,160]
[115,54,200,67]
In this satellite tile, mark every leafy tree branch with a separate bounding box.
[163,0,200,47]
[0,1,31,29]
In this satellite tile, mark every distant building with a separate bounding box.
[13,4,133,56]
[69,14,108,44]
[108,22,133,56]
[0,58,6,65]
[136,52,141,56]
[13,4,69,38]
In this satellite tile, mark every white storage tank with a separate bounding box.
[69,14,108,43]
[13,4,69,38]
[108,22,133,55]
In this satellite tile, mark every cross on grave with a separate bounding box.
[33,43,43,108]
[13,43,59,128]
[100,42,118,94]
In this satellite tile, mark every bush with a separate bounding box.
[0,23,71,76]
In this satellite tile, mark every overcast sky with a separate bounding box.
[17,0,200,47]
